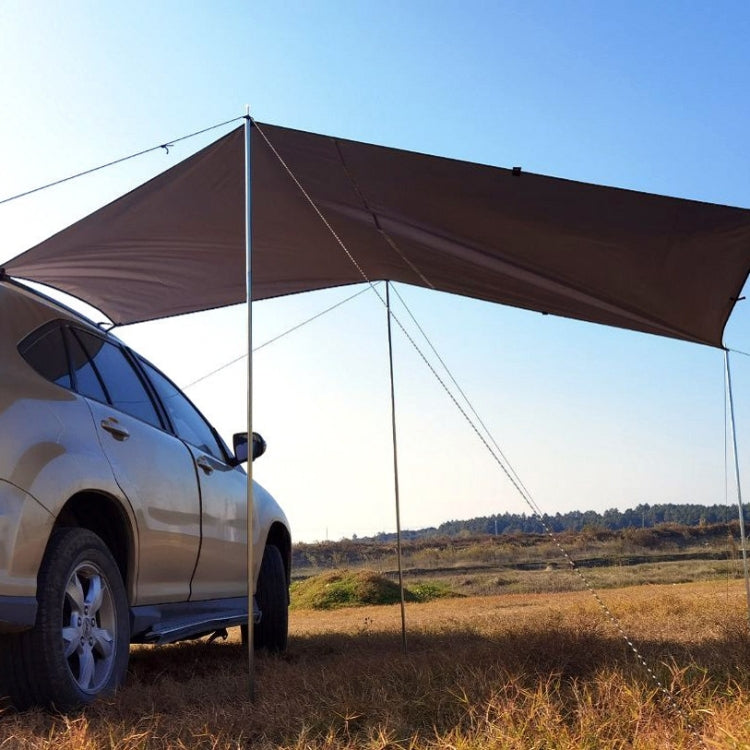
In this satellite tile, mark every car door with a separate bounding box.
[136,358,250,601]
[68,327,201,604]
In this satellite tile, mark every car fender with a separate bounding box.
[0,377,140,602]
[0,479,54,600]
[252,479,291,583]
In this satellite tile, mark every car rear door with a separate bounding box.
[68,327,201,604]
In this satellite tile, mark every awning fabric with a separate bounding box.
[5,123,750,347]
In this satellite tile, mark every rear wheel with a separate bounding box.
[3,528,130,710]
[250,544,288,652]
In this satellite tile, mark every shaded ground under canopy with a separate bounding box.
[2,581,749,749]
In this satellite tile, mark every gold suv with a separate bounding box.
[0,277,291,710]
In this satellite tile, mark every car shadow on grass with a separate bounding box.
[125,620,750,688]
[3,623,750,750]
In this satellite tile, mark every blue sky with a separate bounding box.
[2,1,750,540]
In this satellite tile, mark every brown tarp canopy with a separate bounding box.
[5,123,750,347]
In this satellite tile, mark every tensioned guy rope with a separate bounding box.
[0,116,244,206]
[2,116,709,746]
[180,283,379,391]
[251,117,708,747]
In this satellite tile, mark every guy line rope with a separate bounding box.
[1,115,710,746]
[252,117,708,746]
[0,117,245,207]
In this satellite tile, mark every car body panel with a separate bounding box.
[186,446,249,600]
[0,279,291,639]
[252,482,291,583]
[0,480,54,599]
[0,374,134,515]
[84,399,202,604]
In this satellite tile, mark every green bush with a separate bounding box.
[409,581,459,602]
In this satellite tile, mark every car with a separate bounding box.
[0,275,291,710]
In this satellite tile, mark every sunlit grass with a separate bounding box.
[2,581,749,748]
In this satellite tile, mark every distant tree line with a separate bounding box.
[292,503,746,570]
[367,503,740,542]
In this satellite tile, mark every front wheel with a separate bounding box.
[249,544,288,652]
[4,528,130,710]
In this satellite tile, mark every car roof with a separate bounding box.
[0,276,126,345]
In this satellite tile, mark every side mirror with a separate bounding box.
[233,432,267,464]
[252,432,267,461]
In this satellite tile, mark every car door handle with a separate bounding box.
[100,417,130,441]
[195,456,214,475]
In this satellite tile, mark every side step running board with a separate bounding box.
[138,598,262,646]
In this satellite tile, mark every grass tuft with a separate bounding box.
[291,570,460,610]
[409,580,460,602]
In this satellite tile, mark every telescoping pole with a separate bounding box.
[725,349,750,626]
[244,111,255,697]
[386,282,408,653]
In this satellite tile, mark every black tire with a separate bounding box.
[3,528,130,711]
[253,544,288,652]
[0,635,13,709]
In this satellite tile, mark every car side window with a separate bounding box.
[138,358,226,461]
[66,329,109,402]
[18,323,72,389]
[72,329,163,430]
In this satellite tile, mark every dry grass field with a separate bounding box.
[2,580,750,749]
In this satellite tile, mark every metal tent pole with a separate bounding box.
[244,112,256,696]
[386,281,408,653]
[725,349,750,625]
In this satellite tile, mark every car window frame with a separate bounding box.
[64,325,111,403]
[18,317,234,465]
[17,319,74,390]
[66,325,167,431]
[133,354,236,466]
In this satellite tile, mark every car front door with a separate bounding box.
[136,359,250,601]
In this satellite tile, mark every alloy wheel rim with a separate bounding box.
[60,562,116,693]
